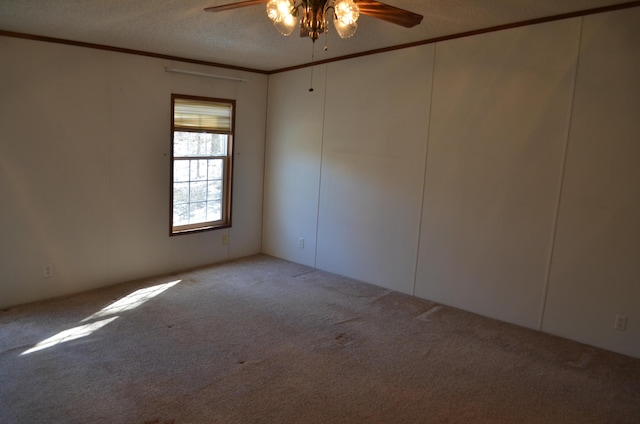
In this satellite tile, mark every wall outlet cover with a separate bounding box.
[43,264,54,278]
[614,314,627,331]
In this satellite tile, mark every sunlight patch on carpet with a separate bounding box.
[82,280,181,322]
[21,317,118,355]
[21,280,181,355]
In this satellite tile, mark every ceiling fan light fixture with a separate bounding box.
[274,13,298,35]
[333,0,359,25]
[266,0,298,36]
[332,0,359,39]
[333,18,357,39]
[300,3,329,40]
[206,0,423,43]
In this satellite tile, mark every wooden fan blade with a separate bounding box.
[204,0,268,13]
[356,0,423,28]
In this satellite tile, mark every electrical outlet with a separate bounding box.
[222,234,229,245]
[614,314,627,331]
[298,237,304,249]
[43,264,54,278]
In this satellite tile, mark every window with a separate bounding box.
[170,95,234,235]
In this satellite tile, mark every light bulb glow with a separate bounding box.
[333,0,358,39]
[266,0,295,22]
[277,0,291,15]
[283,13,296,26]
[334,0,359,25]
[266,0,297,36]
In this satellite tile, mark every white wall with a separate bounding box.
[0,37,267,309]
[262,66,326,267]
[263,8,640,358]
[541,9,640,358]
[317,47,433,294]
[415,20,581,329]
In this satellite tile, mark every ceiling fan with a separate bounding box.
[204,0,423,42]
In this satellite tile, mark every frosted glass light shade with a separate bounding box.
[334,18,357,38]
[334,0,359,24]
[333,0,359,38]
[274,14,297,36]
[266,0,297,36]
[266,0,293,21]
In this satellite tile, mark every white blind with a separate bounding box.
[174,98,232,132]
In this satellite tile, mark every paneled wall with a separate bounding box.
[316,47,433,295]
[541,9,640,357]
[415,20,580,329]
[0,37,268,309]
[263,8,640,358]
[262,66,326,267]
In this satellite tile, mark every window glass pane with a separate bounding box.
[173,160,190,183]
[173,132,190,157]
[190,201,207,223]
[207,201,222,222]
[208,159,223,180]
[212,134,227,155]
[173,182,189,204]
[190,181,207,202]
[207,181,222,201]
[174,132,227,157]
[187,133,210,156]
[173,203,190,226]
[190,159,208,181]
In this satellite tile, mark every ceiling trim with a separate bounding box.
[270,0,640,73]
[0,29,269,75]
[1,0,638,75]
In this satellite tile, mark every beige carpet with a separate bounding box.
[1,254,638,423]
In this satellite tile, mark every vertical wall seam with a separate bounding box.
[412,44,438,297]
[106,52,113,285]
[312,64,329,269]
[537,18,584,331]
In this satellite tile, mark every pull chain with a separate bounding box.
[309,40,316,92]
[324,27,329,53]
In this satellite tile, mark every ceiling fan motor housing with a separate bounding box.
[300,0,330,40]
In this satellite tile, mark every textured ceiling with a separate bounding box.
[0,0,636,72]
